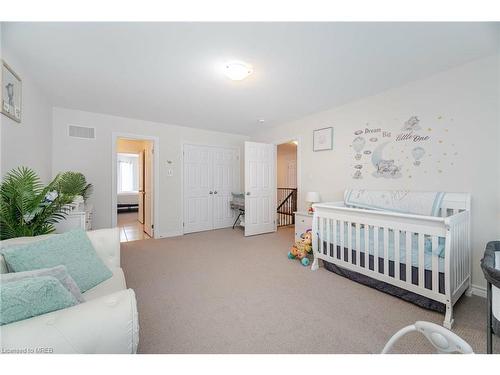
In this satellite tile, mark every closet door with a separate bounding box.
[183,145,213,233]
[212,147,239,229]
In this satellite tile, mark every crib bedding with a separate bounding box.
[323,260,446,312]
[344,189,445,217]
[318,222,445,272]
[318,222,447,310]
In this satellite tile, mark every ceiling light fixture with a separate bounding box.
[258,119,265,124]
[224,61,253,81]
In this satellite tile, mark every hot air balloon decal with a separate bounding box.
[412,146,426,166]
[352,136,366,160]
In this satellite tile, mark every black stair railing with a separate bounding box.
[277,188,297,227]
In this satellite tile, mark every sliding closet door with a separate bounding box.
[212,147,239,229]
[183,145,213,233]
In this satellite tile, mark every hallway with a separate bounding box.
[118,212,151,242]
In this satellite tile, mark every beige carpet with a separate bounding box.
[121,226,498,354]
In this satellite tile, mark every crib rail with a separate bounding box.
[312,203,471,327]
[445,210,471,303]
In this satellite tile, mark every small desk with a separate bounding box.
[294,211,313,241]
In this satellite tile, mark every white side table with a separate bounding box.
[294,211,313,241]
[54,204,94,233]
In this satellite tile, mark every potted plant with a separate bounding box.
[56,171,93,202]
[0,167,76,240]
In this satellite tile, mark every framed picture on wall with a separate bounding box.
[313,127,333,151]
[1,60,22,123]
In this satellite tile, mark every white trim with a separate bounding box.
[181,142,241,235]
[111,132,160,239]
[471,284,487,298]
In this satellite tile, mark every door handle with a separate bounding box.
[246,192,250,196]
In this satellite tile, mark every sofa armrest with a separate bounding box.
[87,227,121,268]
[0,289,139,354]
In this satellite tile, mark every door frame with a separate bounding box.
[181,142,241,235]
[111,132,160,239]
[273,135,302,210]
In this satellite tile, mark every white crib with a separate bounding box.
[311,191,471,329]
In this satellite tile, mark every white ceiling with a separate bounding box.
[3,22,499,135]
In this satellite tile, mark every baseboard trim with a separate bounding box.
[471,284,486,298]
[158,231,183,238]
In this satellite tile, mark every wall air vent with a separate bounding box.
[68,125,96,139]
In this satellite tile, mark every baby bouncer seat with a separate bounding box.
[382,321,473,354]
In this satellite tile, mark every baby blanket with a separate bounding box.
[344,189,444,217]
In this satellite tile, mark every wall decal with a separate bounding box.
[371,142,402,178]
[350,115,457,180]
[352,136,366,160]
[401,116,421,131]
[411,147,426,166]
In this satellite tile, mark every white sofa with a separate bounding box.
[0,228,139,354]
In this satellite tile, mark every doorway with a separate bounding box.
[114,137,154,242]
[276,141,298,227]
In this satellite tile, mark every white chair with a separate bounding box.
[382,321,473,354]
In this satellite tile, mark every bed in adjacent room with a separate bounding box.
[117,192,139,212]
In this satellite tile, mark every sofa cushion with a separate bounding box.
[1,229,112,293]
[82,267,126,301]
[0,265,85,303]
[0,276,78,325]
[0,234,53,274]
[0,254,7,274]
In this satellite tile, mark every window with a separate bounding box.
[117,153,139,193]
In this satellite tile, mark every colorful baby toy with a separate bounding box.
[288,230,313,266]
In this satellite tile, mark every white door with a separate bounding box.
[143,142,154,237]
[212,147,239,229]
[138,150,145,224]
[244,141,277,236]
[183,145,213,233]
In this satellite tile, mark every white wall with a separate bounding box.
[52,107,249,237]
[277,143,297,188]
[253,55,500,289]
[1,29,53,182]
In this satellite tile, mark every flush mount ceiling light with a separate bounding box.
[224,61,253,81]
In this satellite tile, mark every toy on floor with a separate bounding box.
[288,230,313,266]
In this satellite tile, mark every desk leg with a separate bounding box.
[233,212,242,229]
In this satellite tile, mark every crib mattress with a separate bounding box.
[318,223,445,271]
